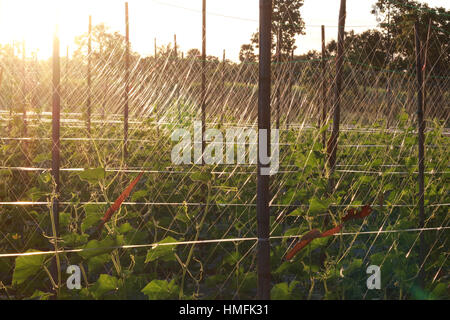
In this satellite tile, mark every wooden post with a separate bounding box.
[154,37,157,58]
[65,46,69,108]
[174,34,180,121]
[275,27,281,129]
[221,49,226,126]
[414,21,426,289]
[87,16,92,134]
[201,0,206,162]
[124,2,130,159]
[51,27,61,292]
[286,49,294,130]
[21,41,28,144]
[423,19,432,120]
[321,25,327,149]
[8,42,15,135]
[174,34,177,58]
[257,0,272,300]
[32,52,39,120]
[327,0,346,194]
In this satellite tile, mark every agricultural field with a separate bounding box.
[0,111,448,300]
[0,0,449,302]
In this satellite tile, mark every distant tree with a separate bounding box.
[73,23,130,71]
[371,0,450,75]
[186,48,201,59]
[239,44,257,62]
[326,29,389,70]
[243,0,306,62]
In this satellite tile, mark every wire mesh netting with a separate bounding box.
[0,0,448,300]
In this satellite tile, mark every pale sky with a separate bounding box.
[0,0,448,62]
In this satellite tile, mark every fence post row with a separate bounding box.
[327,0,346,195]
[51,27,61,291]
[321,25,327,149]
[275,27,281,129]
[221,49,226,126]
[87,15,92,134]
[174,34,180,121]
[414,21,426,290]
[124,2,130,159]
[257,0,272,301]
[21,41,27,138]
[201,0,206,163]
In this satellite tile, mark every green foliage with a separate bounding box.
[78,168,105,184]
[141,279,179,300]
[271,281,300,300]
[12,251,46,285]
[0,109,447,300]
[145,237,178,263]
[78,238,117,260]
[91,274,119,299]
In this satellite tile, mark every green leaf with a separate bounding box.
[309,197,331,215]
[32,152,51,163]
[81,206,104,233]
[12,250,46,285]
[78,238,117,260]
[205,274,226,287]
[59,212,71,228]
[26,187,47,201]
[308,237,329,252]
[78,168,105,184]
[190,170,212,183]
[430,283,447,299]
[62,233,89,247]
[223,251,241,266]
[28,290,53,300]
[283,227,302,237]
[271,281,299,300]
[131,189,148,201]
[319,123,329,135]
[91,274,119,299]
[87,254,111,273]
[288,207,304,216]
[118,222,134,234]
[358,175,373,185]
[145,237,178,263]
[141,279,179,300]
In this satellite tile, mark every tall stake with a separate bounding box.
[174,34,177,57]
[51,27,61,292]
[66,46,69,105]
[201,0,206,163]
[124,2,130,159]
[87,15,92,134]
[414,21,426,289]
[221,49,226,126]
[257,0,272,300]
[327,0,346,194]
[21,41,28,161]
[275,27,281,129]
[321,25,327,149]
[423,19,432,120]
[174,34,180,121]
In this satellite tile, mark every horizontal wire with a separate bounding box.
[0,166,447,176]
[0,226,447,259]
[0,136,446,149]
[1,121,449,136]
[2,112,449,135]
[0,201,447,208]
